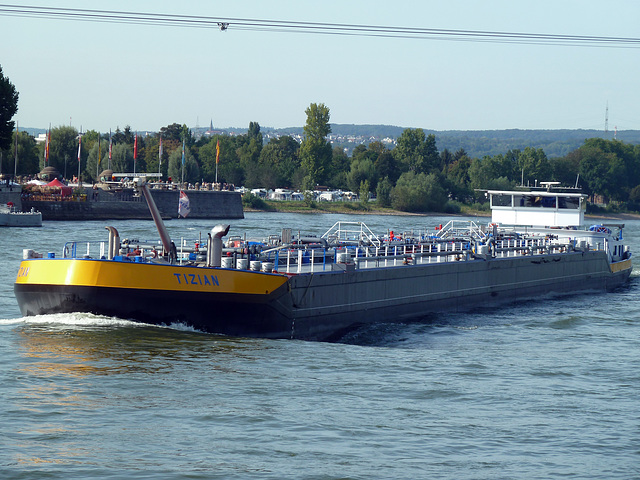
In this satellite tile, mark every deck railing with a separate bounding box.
[55,225,610,275]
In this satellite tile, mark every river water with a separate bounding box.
[2,212,639,479]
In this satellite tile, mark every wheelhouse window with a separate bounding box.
[541,196,556,208]
[515,195,543,207]
[491,194,512,207]
[513,195,556,208]
[558,196,580,209]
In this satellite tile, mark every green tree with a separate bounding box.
[468,154,516,197]
[518,147,552,185]
[168,146,200,185]
[577,138,640,200]
[300,103,332,189]
[393,129,439,174]
[159,123,184,142]
[47,126,79,180]
[199,135,242,185]
[200,136,223,183]
[85,143,101,182]
[247,121,263,148]
[110,143,134,174]
[446,154,473,202]
[578,146,626,201]
[132,134,147,174]
[628,184,640,211]
[359,179,370,206]
[81,130,107,181]
[257,135,300,188]
[237,122,263,185]
[143,135,163,177]
[440,148,454,171]
[111,127,126,145]
[551,150,581,187]
[327,146,349,189]
[375,176,393,207]
[0,66,18,151]
[371,143,398,182]
[390,171,447,212]
[1,131,39,175]
[347,150,376,193]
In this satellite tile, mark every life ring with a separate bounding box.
[150,250,157,259]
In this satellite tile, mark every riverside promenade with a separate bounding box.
[2,183,244,220]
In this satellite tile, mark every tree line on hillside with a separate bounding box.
[2,101,640,213]
[264,125,640,159]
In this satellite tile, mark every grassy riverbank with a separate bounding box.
[244,199,490,217]
[244,199,640,221]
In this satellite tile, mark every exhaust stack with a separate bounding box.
[208,224,230,267]
[105,226,120,260]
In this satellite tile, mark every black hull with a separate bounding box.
[14,283,294,339]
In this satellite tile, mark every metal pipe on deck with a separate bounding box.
[208,224,230,267]
[136,177,174,260]
[104,226,120,260]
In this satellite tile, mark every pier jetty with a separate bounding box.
[2,179,243,221]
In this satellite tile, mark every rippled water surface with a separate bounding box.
[2,213,640,479]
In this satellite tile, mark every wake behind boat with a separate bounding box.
[14,179,632,340]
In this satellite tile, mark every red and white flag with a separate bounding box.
[178,190,191,218]
[44,129,50,165]
[134,133,138,160]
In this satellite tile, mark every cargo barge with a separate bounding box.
[14,179,632,341]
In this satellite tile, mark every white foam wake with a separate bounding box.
[0,313,206,334]
[0,312,141,328]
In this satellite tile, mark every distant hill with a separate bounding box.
[425,129,640,158]
[262,125,639,158]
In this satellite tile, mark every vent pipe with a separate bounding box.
[208,224,230,267]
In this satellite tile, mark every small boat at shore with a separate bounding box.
[0,203,42,227]
[14,179,632,340]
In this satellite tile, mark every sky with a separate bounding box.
[1,0,639,133]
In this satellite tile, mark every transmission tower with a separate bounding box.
[604,102,609,133]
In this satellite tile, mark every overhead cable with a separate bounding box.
[1,4,639,48]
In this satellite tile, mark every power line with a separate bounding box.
[1,4,640,48]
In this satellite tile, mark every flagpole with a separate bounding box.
[215,139,220,184]
[158,135,162,179]
[77,133,82,183]
[181,138,185,187]
[108,129,112,170]
[133,132,137,176]
[47,123,51,166]
[14,122,18,178]
[97,132,101,180]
